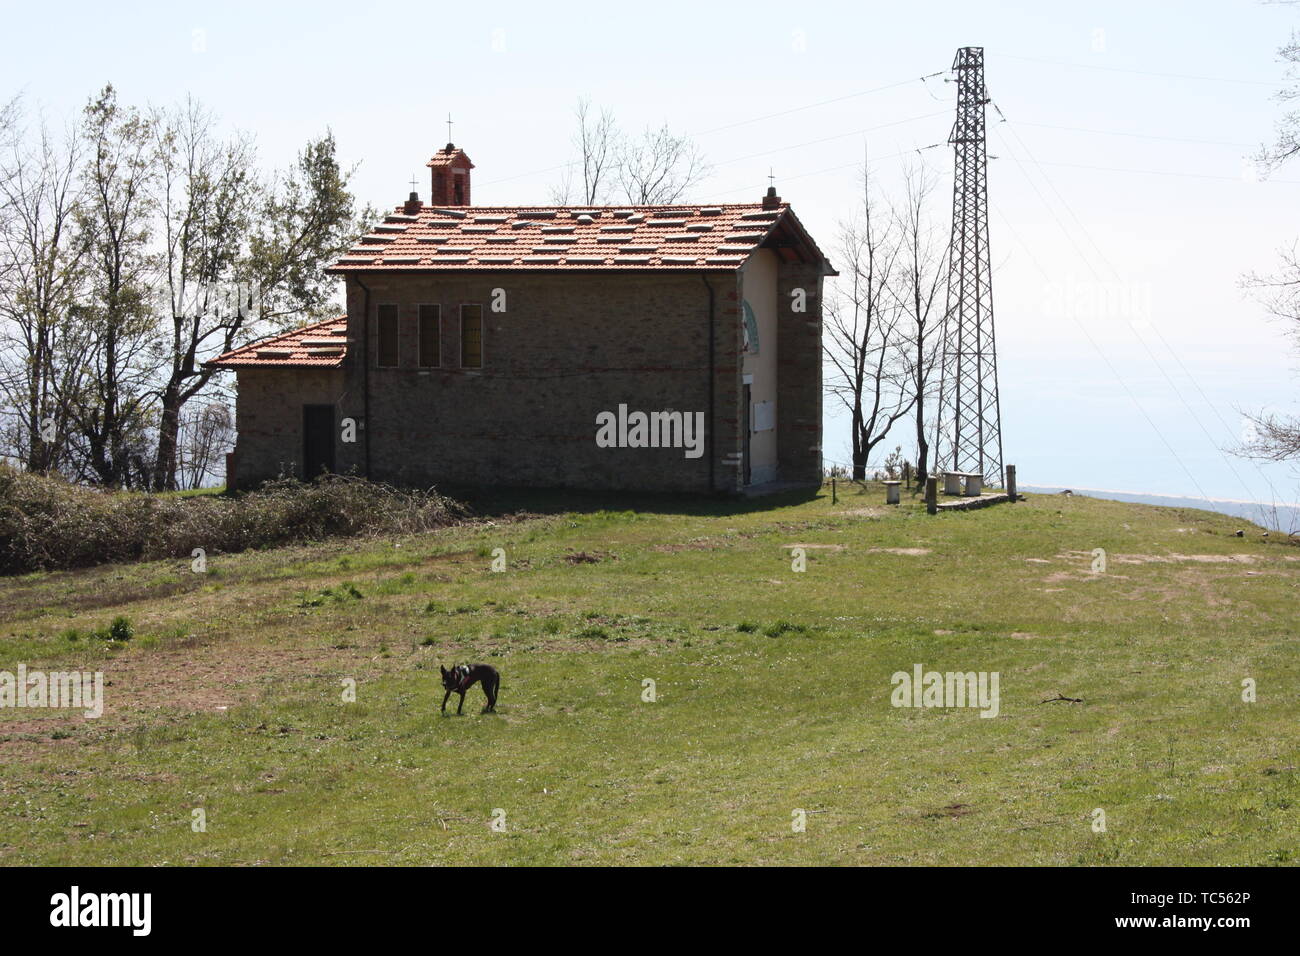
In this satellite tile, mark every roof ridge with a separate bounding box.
[415,202,778,211]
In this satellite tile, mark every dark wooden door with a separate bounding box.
[302,405,335,480]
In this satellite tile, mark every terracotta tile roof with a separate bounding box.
[206,317,348,369]
[325,202,813,273]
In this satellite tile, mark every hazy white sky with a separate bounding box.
[4,0,1299,501]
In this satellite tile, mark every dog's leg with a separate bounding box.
[441,689,451,713]
[489,674,499,711]
[456,690,465,715]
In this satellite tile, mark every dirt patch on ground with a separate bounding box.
[783,543,846,551]
[650,538,721,554]
[865,547,932,556]
[0,636,382,762]
[563,549,616,564]
[1043,570,1106,583]
[1056,549,1262,566]
[1113,553,1261,565]
[836,507,886,518]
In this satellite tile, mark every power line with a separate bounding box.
[1001,156,1300,185]
[711,110,949,168]
[480,70,951,189]
[990,52,1280,88]
[708,143,944,198]
[988,197,1210,499]
[997,116,1289,510]
[991,115,1284,506]
[692,71,949,136]
[1012,120,1255,149]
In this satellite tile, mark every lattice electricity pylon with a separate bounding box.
[933,46,1005,486]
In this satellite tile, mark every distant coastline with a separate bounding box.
[1020,485,1300,533]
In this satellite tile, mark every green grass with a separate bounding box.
[0,483,1297,865]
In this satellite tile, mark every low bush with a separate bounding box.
[0,466,466,574]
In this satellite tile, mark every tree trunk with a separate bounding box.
[851,399,867,480]
[152,382,182,491]
[915,395,929,488]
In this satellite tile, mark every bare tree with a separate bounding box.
[551,98,618,204]
[616,123,709,204]
[552,100,708,205]
[1241,25,1300,462]
[149,98,256,490]
[1257,28,1300,172]
[888,159,948,487]
[176,400,233,489]
[824,160,916,480]
[0,100,92,476]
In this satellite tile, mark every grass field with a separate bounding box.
[1,483,1297,865]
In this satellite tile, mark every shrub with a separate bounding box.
[0,466,467,575]
[90,615,133,642]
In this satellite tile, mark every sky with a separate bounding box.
[3,0,1299,504]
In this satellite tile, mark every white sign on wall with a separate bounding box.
[752,400,775,433]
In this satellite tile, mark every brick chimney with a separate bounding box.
[403,190,423,215]
[427,144,474,207]
[762,185,782,210]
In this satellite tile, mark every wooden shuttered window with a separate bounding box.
[460,304,483,369]
[377,304,399,367]
[418,304,441,367]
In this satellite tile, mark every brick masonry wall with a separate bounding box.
[227,263,822,494]
[231,367,347,486]
[776,263,825,483]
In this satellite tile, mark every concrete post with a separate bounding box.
[926,476,938,514]
[943,472,962,496]
[1006,464,1017,502]
[884,480,901,505]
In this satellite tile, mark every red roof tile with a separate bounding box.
[206,317,348,369]
[324,202,813,273]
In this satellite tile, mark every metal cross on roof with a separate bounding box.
[446,113,453,143]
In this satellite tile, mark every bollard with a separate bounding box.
[831,477,837,504]
[884,480,902,505]
[943,472,962,496]
[926,476,938,515]
[1006,464,1017,502]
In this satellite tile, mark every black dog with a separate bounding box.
[440,663,500,715]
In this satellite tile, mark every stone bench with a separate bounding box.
[941,471,984,497]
